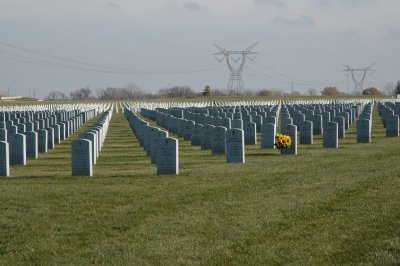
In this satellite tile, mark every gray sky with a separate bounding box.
[0,0,399,98]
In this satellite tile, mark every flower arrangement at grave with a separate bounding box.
[275,133,291,150]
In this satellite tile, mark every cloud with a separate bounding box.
[254,0,286,8]
[272,15,315,27]
[181,1,208,13]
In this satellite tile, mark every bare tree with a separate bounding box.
[46,91,68,100]
[384,82,395,96]
[70,87,93,100]
[123,82,144,99]
[158,85,195,98]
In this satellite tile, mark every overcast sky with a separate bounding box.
[0,0,399,98]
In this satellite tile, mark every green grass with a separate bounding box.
[1,106,400,265]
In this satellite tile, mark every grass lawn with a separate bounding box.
[1,105,400,265]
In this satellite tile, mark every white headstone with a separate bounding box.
[211,126,227,155]
[52,124,61,144]
[150,130,168,164]
[357,118,371,143]
[281,124,297,155]
[47,127,55,149]
[226,128,245,163]
[25,131,38,159]
[231,119,243,129]
[79,132,97,165]
[201,124,215,150]
[244,122,257,145]
[71,139,93,176]
[260,123,276,149]
[299,120,313,145]
[38,129,48,153]
[0,141,10,176]
[191,124,203,146]
[323,121,338,148]
[386,115,399,137]
[334,116,345,139]
[10,133,26,165]
[0,128,7,142]
[157,137,179,175]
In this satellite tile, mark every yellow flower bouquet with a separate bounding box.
[275,133,292,149]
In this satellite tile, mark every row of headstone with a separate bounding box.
[357,104,373,143]
[124,108,179,175]
[0,105,101,177]
[72,109,112,176]
[140,101,368,157]
[377,102,399,137]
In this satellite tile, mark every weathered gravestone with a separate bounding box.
[25,131,38,159]
[157,137,179,175]
[323,121,338,148]
[10,133,26,165]
[0,141,9,176]
[386,115,399,137]
[226,128,245,163]
[281,124,297,155]
[71,139,93,176]
[299,120,313,145]
[211,126,227,155]
[260,123,276,149]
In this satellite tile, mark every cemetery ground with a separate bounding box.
[1,105,400,265]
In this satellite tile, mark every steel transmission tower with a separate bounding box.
[213,43,258,95]
[343,63,375,94]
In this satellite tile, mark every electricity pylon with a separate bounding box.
[343,63,375,94]
[213,43,258,95]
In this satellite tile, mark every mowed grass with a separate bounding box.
[1,107,400,265]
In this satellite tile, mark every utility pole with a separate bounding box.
[7,86,9,96]
[343,63,375,94]
[213,43,258,96]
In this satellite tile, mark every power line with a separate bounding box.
[250,59,340,86]
[0,45,223,75]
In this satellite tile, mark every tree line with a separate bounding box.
[45,81,400,100]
